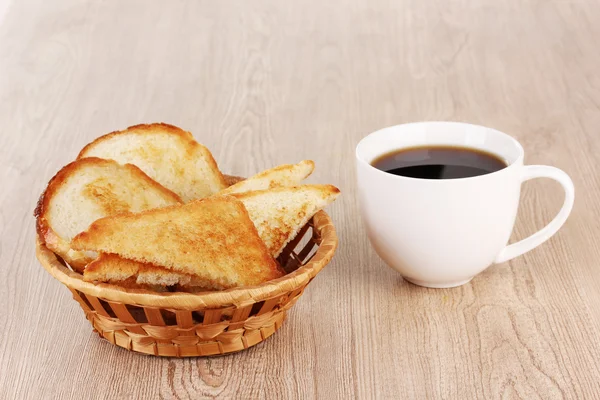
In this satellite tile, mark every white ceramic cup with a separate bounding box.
[356,121,575,288]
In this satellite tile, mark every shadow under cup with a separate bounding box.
[355,122,527,288]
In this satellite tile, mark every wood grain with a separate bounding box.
[2,0,600,398]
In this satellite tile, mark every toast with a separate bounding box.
[233,184,340,257]
[78,123,227,202]
[219,160,315,195]
[84,253,219,290]
[35,158,182,271]
[72,196,283,289]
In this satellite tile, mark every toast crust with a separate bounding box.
[72,196,283,289]
[78,123,193,157]
[78,123,227,201]
[34,157,182,271]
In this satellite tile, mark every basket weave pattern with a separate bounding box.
[36,210,337,357]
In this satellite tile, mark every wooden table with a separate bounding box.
[2,0,600,398]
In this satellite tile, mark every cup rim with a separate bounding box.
[355,121,525,182]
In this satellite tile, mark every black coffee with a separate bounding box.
[372,146,507,179]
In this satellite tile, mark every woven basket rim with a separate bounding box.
[36,210,337,310]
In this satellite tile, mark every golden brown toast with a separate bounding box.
[72,196,283,289]
[84,253,220,290]
[78,123,227,202]
[233,184,340,257]
[34,158,182,272]
[219,160,315,195]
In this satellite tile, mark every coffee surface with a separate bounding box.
[371,146,507,179]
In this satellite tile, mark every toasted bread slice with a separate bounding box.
[84,253,220,290]
[35,158,182,271]
[72,196,283,289]
[83,253,186,285]
[233,184,340,257]
[219,160,315,195]
[78,123,227,202]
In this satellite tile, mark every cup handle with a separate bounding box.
[494,165,575,264]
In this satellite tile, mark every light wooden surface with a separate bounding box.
[1,0,600,398]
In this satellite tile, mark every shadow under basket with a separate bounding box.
[35,177,338,357]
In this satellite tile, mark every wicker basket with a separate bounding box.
[34,176,338,357]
